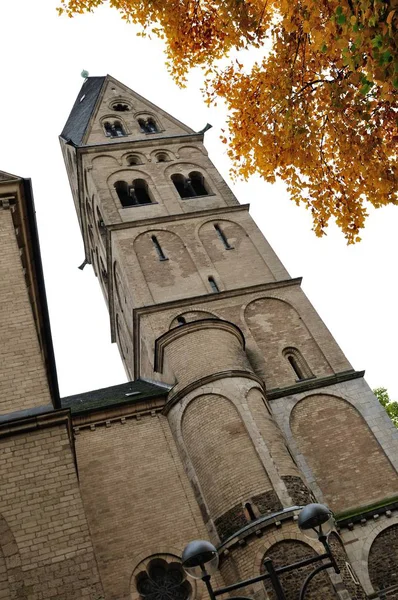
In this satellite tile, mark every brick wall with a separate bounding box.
[73,413,208,600]
[368,524,398,595]
[0,208,51,414]
[290,394,398,513]
[182,393,275,539]
[0,423,103,599]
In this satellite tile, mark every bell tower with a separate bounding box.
[61,75,398,599]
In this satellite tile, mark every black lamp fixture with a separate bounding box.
[182,504,340,600]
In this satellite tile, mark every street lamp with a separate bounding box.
[182,504,340,600]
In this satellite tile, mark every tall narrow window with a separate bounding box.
[283,347,313,381]
[96,207,106,241]
[104,121,113,137]
[245,502,257,522]
[132,179,152,205]
[151,235,167,261]
[114,121,125,137]
[115,181,134,208]
[189,171,208,196]
[208,276,219,293]
[146,118,158,133]
[214,224,233,249]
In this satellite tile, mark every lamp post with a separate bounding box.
[182,504,340,600]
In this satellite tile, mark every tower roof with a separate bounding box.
[60,76,106,146]
[60,74,194,147]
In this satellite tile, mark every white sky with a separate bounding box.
[0,1,397,400]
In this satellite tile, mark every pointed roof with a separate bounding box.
[60,76,106,146]
[60,75,195,147]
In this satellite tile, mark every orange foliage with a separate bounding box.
[59,0,398,242]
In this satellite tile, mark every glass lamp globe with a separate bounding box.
[298,503,335,540]
[182,540,219,579]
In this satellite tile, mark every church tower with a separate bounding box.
[60,75,398,600]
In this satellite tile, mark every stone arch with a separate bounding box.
[198,219,273,289]
[181,394,279,541]
[122,152,146,166]
[108,169,160,207]
[91,154,120,170]
[244,297,333,388]
[133,230,207,303]
[165,162,216,197]
[169,309,219,329]
[150,149,176,163]
[368,524,398,595]
[263,540,337,599]
[0,514,26,599]
[290,394,398,513]
[177,145,206,157]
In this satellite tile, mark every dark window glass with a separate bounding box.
[104,121,113,137]
[189,171,208,196]
[171,174,195,199]
[151,235,168,261]
[132,179,152,205]
[177,316,186,325]
[114,181,134,207]
[214,224,233,249]
[208,276,219,293]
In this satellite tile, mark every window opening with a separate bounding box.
[287,355,305,380]
[245,502,257,522]
[112,103,130,112]
[115,181,133,208]
[104,120,126,138]
[214,224,233,249]
[114,180,152,207]
[283,347,313,381]
[156,152,169,163]
[127,155,142,166]
[177,316,186,325]
[208,276,219,293]
[171,174,195,199]
[99,257,108,285]
[152,235,168,261]
[138,117,159,134]
[189,171,208,196]
[132,179,152,205]
[96,207,106,240]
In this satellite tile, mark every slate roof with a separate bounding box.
[61,379,171,414]
[60,77,105,146]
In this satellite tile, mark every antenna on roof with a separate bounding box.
[81,70,89,80]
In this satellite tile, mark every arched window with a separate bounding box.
[99,256,108,285]
[132,179,152,205]
[138,116,159,134]
[127,155,142,166]
[177,316,186,325]
[189,171,208,196]
[103,120,126,138]
[156,152,170,163]
[112,103,130,112]
[282,347,313,380]
[171,174,193,199]
[135,558,191,600]
[114,181,133,208]
[244,502,257,522]
[114,180,152,207]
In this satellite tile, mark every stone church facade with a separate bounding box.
[0,74,398,599]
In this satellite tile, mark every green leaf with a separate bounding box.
[337,14,346,25]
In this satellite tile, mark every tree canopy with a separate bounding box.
[374,387,398,427]
[59,0,398,242]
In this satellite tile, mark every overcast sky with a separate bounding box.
[0,0,397,400]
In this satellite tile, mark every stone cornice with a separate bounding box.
[154,319,245,373]
[163,370,265,415]
[267,369,365,400]
[108,204,249,232]
[0,408,71,439]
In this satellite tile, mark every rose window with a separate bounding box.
[136,558,192,600]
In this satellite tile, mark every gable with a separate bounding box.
[83,75,194,146]
[0,171,19,182]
